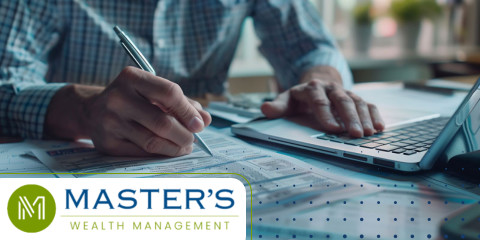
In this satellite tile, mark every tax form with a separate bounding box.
[31,128,376,212]
[0,142,53,176]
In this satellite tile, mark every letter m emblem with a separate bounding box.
[18,196,46,220]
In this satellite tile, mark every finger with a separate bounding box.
[290,81,343,132]
[368,103,385,131]
[199,110,212,127]
[328,88,363,137]
[189,99,212,127]
[348,92,374,136]
[188,98,203,110]
[261,91,290,118]
[121,67,204,132]
[122,97,194,147]
[126,121,193,157]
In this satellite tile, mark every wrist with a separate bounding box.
[300,65,343,86]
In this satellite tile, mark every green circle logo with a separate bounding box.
[7,184,56,233]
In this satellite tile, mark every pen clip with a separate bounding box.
[120,41,147,72]
[115,25,156,75]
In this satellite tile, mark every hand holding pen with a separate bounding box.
[66,27,212,157]
[113,26,213,156]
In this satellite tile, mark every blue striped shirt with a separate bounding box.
[0,0,352,139]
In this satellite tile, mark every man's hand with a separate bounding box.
[261,67,384,138]
[45,66,211,156]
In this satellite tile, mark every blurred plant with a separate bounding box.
[353,2,375,25]
[390,0,442,24]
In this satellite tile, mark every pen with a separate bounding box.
[113,26,214,156]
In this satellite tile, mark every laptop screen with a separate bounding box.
[438,80,480,163]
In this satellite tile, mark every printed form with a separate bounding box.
[30,129,376,213]
[0,142,52,175]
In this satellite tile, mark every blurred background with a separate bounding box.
[227,0,480,94]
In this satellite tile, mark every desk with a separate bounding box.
[1,82,479,240]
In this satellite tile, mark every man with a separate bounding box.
[0,0,384,157]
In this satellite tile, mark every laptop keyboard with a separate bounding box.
[316,117,449,155]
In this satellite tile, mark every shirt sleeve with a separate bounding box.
[0,1,65,139]
[250,0,353,90]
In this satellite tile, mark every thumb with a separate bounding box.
[260,92,290,119]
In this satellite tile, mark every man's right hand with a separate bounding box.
[45,66,211,157]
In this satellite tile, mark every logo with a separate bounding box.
[7,184,56,233]
[1,178,246,239]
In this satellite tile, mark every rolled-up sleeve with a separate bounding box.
[251,0,353,90]
[0,0,65,139]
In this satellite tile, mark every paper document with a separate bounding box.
[32,128,376,212]
[354,83,467,127]
[0,142,53,176]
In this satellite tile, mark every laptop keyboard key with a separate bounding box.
[345,138,373,145]
[403,150,417,155]
[415,147,428,152]
[410,137,423,142]
[317,134,338,140]
[376,144,399,152]
[392,148,406,154]
[317,136,331,140]
[391,142,409,147]
[378,134,397,139]
[374,140,391,145]
[361,142,383,149]
[401,140,417,145]
[385,137,401,142]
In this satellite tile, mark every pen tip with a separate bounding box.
[205,147,214,157]
[204,148,213,156]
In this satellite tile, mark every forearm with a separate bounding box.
[44,84,103,140]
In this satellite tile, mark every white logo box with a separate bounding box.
[0,178,246,240]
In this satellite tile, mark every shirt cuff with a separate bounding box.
[294,48,353,90]
[7,83,66,139]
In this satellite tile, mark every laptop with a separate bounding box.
[231,78,480,172]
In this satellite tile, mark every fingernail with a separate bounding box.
[377,120,385,130]
[352,122,363,135]
[188,117,204,132]
[364,123,374,135]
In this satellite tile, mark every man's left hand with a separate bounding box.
[261,67,384,138]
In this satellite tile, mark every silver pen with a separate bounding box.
[113,26,213,156]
